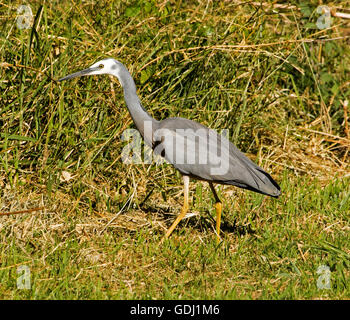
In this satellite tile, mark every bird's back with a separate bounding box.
[153,117,280,198]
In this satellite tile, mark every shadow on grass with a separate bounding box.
[140,203,256,237]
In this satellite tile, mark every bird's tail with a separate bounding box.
[242,164,281,198]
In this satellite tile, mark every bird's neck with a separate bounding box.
[115,69,158,147]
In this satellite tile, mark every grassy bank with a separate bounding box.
[0,0,349,299]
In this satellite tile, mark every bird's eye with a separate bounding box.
[99,64,104,69]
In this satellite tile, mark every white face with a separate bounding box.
[87,58,120,76]
[58,58,121,82]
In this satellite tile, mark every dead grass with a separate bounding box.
[0,0,349,299]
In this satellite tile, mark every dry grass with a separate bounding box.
[0,0,349,299]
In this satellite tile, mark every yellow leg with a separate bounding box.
[215,202,222,244]
[209,182,222,244]
[164,175,189,239]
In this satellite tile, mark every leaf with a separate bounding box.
[331,83,339,95]
[320,72,333,83]
[299,2,312,17]
[0,133,37,142]
[140,69,151,84]
[143,1,153,13]
[303,22,317,29]
[125,5,140,17]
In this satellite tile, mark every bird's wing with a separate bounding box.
[153,117,280,197]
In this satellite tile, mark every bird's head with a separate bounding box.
[58,58,124,82]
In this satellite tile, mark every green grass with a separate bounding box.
[0,175,349,299]
[0,0,349,299]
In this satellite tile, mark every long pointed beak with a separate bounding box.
[58,66,99,82]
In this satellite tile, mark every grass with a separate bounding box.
[0,0,349,299]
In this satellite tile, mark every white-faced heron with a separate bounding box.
[58,58,281,242]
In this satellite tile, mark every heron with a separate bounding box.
[58,58,281,243]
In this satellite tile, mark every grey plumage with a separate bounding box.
[154,117,280,197]
[58,58,281,241]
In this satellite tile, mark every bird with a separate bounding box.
[58,58,281,243]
